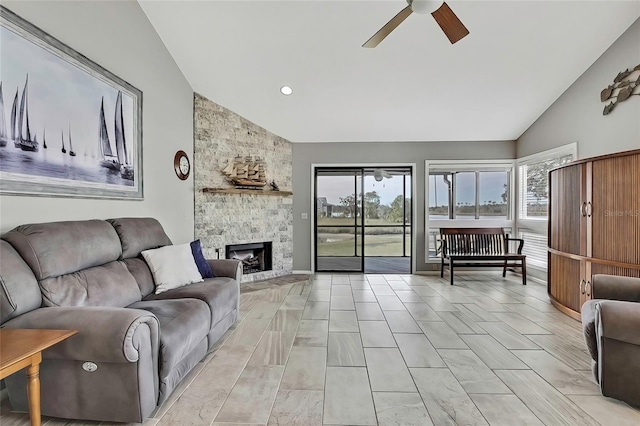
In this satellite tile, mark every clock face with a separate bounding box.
[180,156,189,174]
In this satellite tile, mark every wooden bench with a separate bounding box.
[440,227,527,286]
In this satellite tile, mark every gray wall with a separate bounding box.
[517,18,640,159]
[292,141,516,272]
[0,1,195,243]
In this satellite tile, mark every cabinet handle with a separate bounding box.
[586,202,592,218]
[580,279,586,295]
[585,281,591,297]
[580,202,587,217]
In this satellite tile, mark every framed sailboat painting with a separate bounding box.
[0,6,143,199]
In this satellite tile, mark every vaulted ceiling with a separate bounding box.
[139,1,640,143]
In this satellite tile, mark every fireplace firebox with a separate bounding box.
[225,242,272,275]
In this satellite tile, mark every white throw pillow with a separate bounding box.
[141,243,203,294]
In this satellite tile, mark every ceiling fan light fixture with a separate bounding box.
[280,85,293,96]
[408,0,444,14]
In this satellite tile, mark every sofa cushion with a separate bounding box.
[3,220,122,280]
[108,218,172,259]
[39,261,141,307]
[144,277,239,327]
[123,258,156,298]
[128,299,210,379]
[141,244,203,294]
[0,240,42,324]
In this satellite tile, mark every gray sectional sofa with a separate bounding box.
[0,218,241,423]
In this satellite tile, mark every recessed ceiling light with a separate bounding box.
[280,85,293,96]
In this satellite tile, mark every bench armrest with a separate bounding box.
[207,259,242,281]
[440,238,448,258]
[505,236,525,254]
[1,306,159,363]
[592,275,640,302]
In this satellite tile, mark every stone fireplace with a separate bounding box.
[194,93,293,282]
[226,242,273,275]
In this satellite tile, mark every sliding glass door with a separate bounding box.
[315,167,412,274]
[315,169,363,272]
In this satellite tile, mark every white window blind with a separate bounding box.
[516,144,576,271]
[517,229,548,270]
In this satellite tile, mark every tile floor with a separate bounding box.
[2,272,640,425]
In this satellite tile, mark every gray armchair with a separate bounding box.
[582,274,640,408]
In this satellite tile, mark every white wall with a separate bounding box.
[517,18,640,159]
[0,1,195,243]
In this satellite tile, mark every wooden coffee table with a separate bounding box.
[0,329,78,426]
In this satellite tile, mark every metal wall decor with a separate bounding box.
[600,64,640,115]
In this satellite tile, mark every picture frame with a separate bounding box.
[0,6,143,200]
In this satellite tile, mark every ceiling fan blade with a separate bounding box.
[363,6,413,48]
[431,2,469,44]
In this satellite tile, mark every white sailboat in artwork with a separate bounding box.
[98,92,133,180]
[115,92,133,180]
[17,75,39,152]
[0,82,8,147]
[99,97,119,170]
[68,124,76,156]
[10,88,19,148]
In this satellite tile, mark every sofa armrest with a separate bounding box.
[581,300,598,361]
[596,300,640,346]
[592,274,640,302]
[1,306,159,363]
[207,259,242,281]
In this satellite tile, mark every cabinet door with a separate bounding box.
[548,253,582,314]
[549,163,586,255]
[591,153,640,265]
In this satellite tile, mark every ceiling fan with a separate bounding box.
[363,0,469,48]
[373,169,392,182]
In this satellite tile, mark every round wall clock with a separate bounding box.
[174,150,190,180]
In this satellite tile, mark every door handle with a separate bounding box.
[586,202,592,218]
[580,279,586,295]
[580,202,587,217]
[585,281,592,297]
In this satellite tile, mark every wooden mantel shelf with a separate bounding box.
[202,187,293,196]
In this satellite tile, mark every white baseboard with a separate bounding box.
[292,270,313,275]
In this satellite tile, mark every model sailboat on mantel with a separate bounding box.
[222,155,267,189]
[98,91,133,180]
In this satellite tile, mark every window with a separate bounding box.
[516,144,577,271]
[428,169,511,220]
[426,161,514,261]
[518,154,573,220]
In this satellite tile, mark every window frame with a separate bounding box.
[515,143,578,272]
[425,159,516,263]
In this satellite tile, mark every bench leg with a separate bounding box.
[441,258,445,278]
[449,260,455,285]
[521,259,527,285]
[502,259,507,278]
